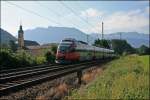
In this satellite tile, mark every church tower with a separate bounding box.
[18,24,24,49]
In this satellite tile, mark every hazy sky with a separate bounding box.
[1,1,149,36]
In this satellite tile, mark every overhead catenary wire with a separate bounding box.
[34,1,62,17]
[34,1,82,29]
[59,1,96,44]
[5,1,61,26]
[59,1,95,28]
[76,1,97,44]
[5,1,96,44]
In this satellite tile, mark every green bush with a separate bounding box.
[137,45,149,55]
[44,45,58,64]
[35,56,46,65]
[51,45,57,54]
[45,51,55,64]
[0,49,17,68]
[15,50,36,66]
[0,49,47,69]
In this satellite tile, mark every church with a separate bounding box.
[18,24,24,49]
[17,24,52,56]
[17,24,40,50]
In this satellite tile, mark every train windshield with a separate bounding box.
[58,39,75,52]
[58,45,70,52]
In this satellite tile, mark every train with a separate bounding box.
[55,38,115,64]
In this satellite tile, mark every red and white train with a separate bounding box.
[55,38,114,64]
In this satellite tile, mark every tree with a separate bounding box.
[51,45,57,54]
[0,49,16,68]
[94,39,111,49]
[111,39,135,55]
[137,45,149,55]
[45,51,55,64]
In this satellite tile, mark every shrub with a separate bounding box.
[0,49,17,68]
[15,50,36,66]
[35,56,46,65]
[137,45,149,55]
[45,51,55,64]
[51,45,57,54]
[0,49,38,69]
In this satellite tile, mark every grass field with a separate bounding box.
[68,55,149,99]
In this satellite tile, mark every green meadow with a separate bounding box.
[69,55,149,99]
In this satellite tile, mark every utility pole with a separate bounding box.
[119,33,122,40]
[102,22,104,59]
[87,34,89,44]
[102,22,104,41]
[86,16,89,44]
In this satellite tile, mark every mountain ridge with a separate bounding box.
[0,28,17,44]
[0,28,39,46]
[24,26,149,47]
[90,32,149,48]
[1,27,149,48]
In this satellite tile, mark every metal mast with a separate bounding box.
[102,22,104,41]
[102,22,104,59]
[119,33,122,40]
[87,34,89,44]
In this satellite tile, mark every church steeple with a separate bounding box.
[18,24,24,49]
[18,25,23,33]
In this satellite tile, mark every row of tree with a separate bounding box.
[0,44,57,69]
[93,39,149,55]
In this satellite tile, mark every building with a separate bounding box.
[25,43,58,56]
[18,24,24,49]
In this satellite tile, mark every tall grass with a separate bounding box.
[69,55,149,99]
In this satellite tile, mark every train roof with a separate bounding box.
[62,38,76,41]
[61,38,88,44]
[94,46,114,52]
[61,38,114,52]
[78,41,88,45]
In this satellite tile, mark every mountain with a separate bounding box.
[90,32,149,48]
[25,27,149,47]
[24,26,92,44]
[1,27,148,48]
[0,28,17,44]
[24,40,40,46]
[0,28,39,46]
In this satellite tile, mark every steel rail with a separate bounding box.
[0,61,101,96]
[0,61,96,84]
[0,60,94,74]
[0,64,57,74]
[0,61,93,77]
[0,65,63,77]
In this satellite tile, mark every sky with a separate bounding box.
[1,1,149,36]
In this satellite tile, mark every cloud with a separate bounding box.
[81,8,104,18]
[85,7,149,34]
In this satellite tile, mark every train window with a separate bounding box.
[61,43,72,45]
[58,45,69,52]
[62,40,73,42]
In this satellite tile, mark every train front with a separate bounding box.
[55,39,79,64]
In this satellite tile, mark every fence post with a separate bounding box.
[77,70,82,84]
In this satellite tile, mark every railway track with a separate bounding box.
[0,64,58,74]
[0,60,109,97]
[0,64,63,78]
[0,60,92,74]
